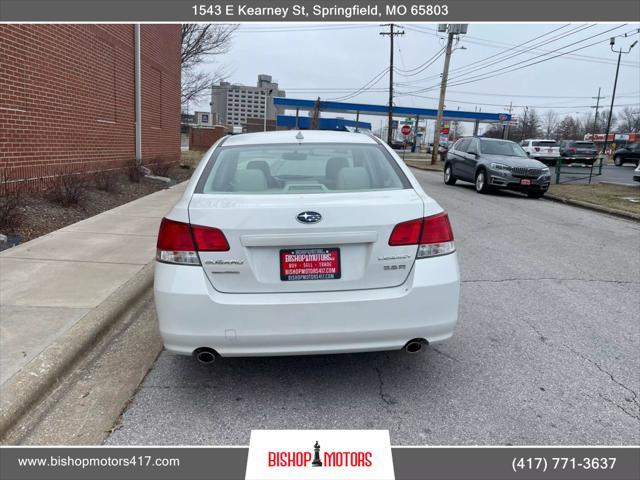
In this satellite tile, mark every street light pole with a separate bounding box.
[521,106,529,142]
[263,88,274,132]
[602,36,637,158]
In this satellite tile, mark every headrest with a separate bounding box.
[336,167,371,190]
[233,169,267,191]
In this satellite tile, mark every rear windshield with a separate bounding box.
[479,139,528,157]
[533,141,557,146]
[197,143,410,194]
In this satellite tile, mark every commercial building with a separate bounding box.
[0,24,181,191]
[210,74,285,128]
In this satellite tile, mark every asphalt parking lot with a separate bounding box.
[107,169,639,446]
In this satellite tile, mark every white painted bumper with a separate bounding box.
[154,253,460,357]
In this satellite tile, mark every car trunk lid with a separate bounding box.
[189,189,424,293]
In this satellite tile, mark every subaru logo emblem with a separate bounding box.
[297,211,322,224]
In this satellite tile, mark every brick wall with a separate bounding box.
[0,24,181,191]
[189,127,228,151]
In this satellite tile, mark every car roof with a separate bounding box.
[220,130,378,147]
[475,137,513,142]
[525,138,557,141]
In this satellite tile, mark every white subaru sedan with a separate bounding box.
[154,130,460,363]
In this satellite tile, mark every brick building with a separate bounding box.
[0,24,181,191]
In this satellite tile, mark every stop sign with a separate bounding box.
[401,124,412,136]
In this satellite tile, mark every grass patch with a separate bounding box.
[547,183,640,216]
[405,159,444,172]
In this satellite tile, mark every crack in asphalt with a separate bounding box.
[521,318,549,343]
[565,345,640,421]
[598,393,640,421]
[462,278,639,285]
[432,347,460,362]
[374,355,395,410]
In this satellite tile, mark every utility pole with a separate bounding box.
[431,30,455,164]
[431,24,467,163]
[591,87,602,134]
[602,36,637,158]
[503,101,512,139]
[380,24,404,146]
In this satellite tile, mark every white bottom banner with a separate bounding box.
[245,430,395,480]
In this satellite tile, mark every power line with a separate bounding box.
[404,25,636,94]
[394,47,445,76]
[403,23,639,68]
[325,68,390,102]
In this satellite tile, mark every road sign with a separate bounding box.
[401,124,412,136]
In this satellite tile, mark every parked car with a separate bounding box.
[444,137,551,198]
[521,139,560,165]
[155,130,460,363]
[634,163,640,182]
[612,142,640,166]
[558,140,598,166]
[426,142,448,155]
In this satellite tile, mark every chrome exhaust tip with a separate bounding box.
[193,347,217,365]
[404,339,427,354]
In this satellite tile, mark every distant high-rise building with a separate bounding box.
[211,74,285,127]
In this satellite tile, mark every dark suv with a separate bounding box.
[613,142,640,166]
[558,140,598,166]
[444,137,551,198]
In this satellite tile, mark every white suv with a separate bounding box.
[521,139,560,166]
[154,130,460,363]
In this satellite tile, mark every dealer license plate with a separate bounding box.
[280,248,341,281]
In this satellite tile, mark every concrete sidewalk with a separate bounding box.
[0,182,186,387]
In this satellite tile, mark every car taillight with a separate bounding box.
[389,212,455,258]
[570,148,577,153]
[156,218,229,265]
[389,218,422,246]
[534,147,540,152]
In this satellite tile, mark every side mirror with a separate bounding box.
[526,151,531,156]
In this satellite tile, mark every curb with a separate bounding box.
[544,194,640,222]
[0,261,155,439]
[405,160,444,172]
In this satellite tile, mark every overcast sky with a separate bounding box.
[194,23,640,135]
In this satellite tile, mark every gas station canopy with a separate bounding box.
[273,97,511,123]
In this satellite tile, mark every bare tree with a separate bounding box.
[616,106,640,133]
[542,109,559,138]
[181,24,238,110]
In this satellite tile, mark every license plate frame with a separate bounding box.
[280,248,341,281]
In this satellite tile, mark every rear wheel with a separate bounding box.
[444,164,457,185]
[475,169,491,194]
[614,155,623,166]
[528,191,545,199]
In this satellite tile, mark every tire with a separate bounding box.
[528,191,544,199]
[613,155,623,166]
[444,163,457,185]
[475,169,491,194]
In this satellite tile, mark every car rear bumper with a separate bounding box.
[154,253,460,357]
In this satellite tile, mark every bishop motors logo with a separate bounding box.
[246,430,394,480]
[267,440,373,468]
